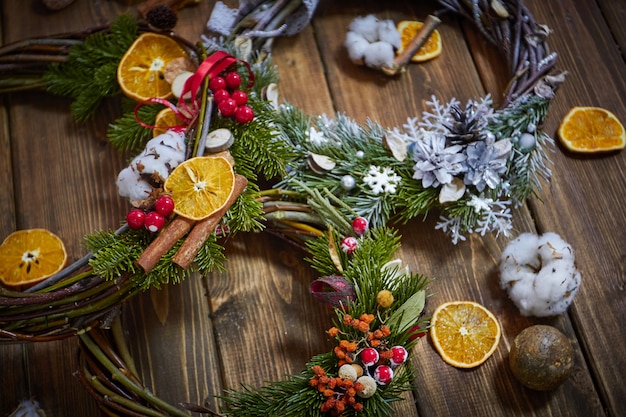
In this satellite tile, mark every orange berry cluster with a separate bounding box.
[310,365,364,416]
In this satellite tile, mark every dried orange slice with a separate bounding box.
[153,107,182,137]
[117,32,189,102]
[164,156,235,220]
[397,20,442,62]
[0,229,67,288]
[558,106,626,153]
[430,301,501,368]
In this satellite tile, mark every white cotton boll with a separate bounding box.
[363,41,395,69]
[349,14,380,43]
[377,19,401,50]
[537,232,575,263]
[116,166,153,201]
[499,232,582,317]
[134,155,172,180]
[345,31,370,64]
[500,232,541,270]
[535,260,576,302]
[507,279,536,316]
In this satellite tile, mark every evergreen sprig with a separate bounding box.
[107,99,164,152]
[44,14,138,121]
[85,225,227,289]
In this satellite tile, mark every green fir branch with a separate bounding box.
[192,233,227,276]
[224,182,266,234]
[44,14,138,121]
[107,100,163,152]
[84,228,147,281]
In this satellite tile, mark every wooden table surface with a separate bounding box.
[1,0,624,416]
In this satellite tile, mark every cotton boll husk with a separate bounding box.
[116,166,153,201]
[537,232,575,263]
[363,41,395,69]
[500,232,541,270]
[377,19,401,49]
[345,31,369,64]
[349,14,379,43]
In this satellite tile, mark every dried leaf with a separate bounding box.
[328,229,344,273]
[310,275,356,307]
[388,290,426,333]
[150,286,170,325]
[383,130,408,162]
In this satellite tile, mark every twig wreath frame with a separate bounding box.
[0,0,565,415]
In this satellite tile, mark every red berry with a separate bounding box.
[231,90,248,106]
[224,71,242,89]
[360,347,379,367]
[144,211,165,233]
[126,209,145,230]
[209,76,226,92]
[218,98,238,117]
[390,346,408,366]
[155,195,175,217]
[374,365,394,385]
[352,217,369,236]
[213,89,230,104]
[340,236,358,254]
[234,105,255,124]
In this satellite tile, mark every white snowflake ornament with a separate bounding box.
[362,165,402,195]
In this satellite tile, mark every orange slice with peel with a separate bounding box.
[430,300,501,368]
[164,156,235,221]
[153,107,183,137]
[0,229,67,288]
[117,32,189,102]
[558,106,625,153]
[397,20,442,62]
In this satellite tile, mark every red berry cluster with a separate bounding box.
[309,365,364,416]
[126,195,175,233]
[209,71,254,124]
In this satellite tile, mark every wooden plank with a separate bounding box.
[596,0,626,63]
[520,1,626,415]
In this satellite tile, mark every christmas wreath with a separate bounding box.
[0,0,566,415]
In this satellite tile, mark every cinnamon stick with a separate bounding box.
[382,14,441,76]
[136,216,196,273]
[172,175,249,269]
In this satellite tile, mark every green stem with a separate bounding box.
[79,331,192,417]
[78,350,169,417]
[111,314,140,378]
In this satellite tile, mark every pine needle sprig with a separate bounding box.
[224,181,266,234]
[107,100,163,152]
[84,228,147,282]
[44,14,138,121]
[192,233,227,275]
[304,228,346,277]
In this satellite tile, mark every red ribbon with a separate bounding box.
[133,97,189,133]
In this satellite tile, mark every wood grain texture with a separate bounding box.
[1,0,625,416]
[523,1,626,414]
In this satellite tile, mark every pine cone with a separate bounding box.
[444,104,484,145]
